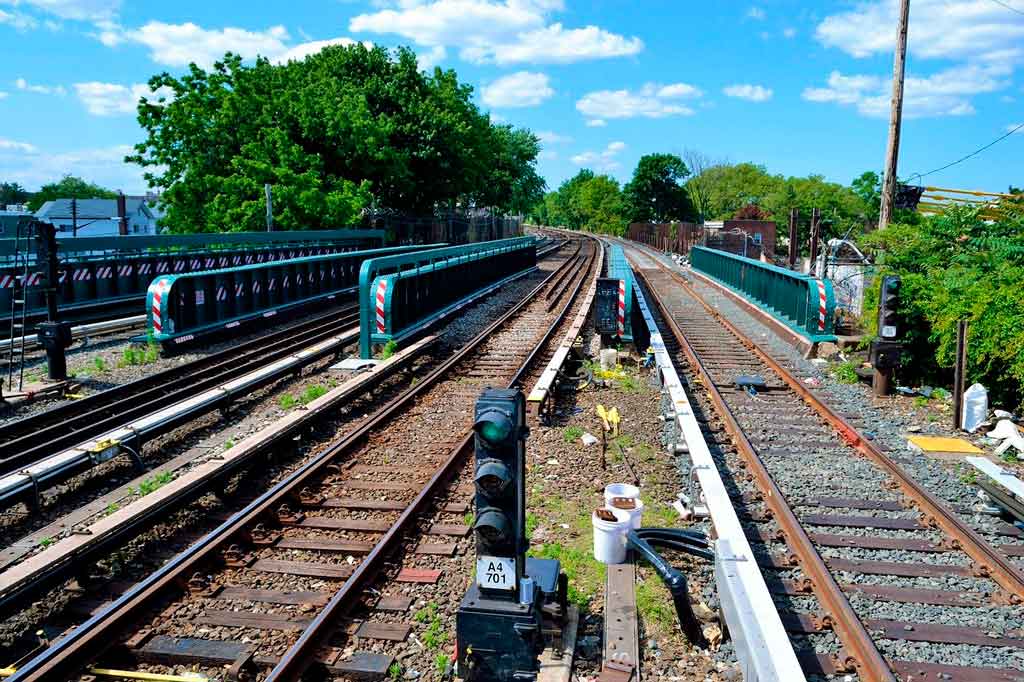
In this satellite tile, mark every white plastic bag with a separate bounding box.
[962,383,988,433]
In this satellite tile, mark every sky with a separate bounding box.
[0,0,1021,196]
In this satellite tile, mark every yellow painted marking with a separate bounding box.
[908,435,983,454]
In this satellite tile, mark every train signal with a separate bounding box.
[458,388,567,682]
[878,275,901,340]
[472,387,528,592]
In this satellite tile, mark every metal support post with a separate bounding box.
[953,320,968,430]
[808,208,821,275]
[787,208,799,270]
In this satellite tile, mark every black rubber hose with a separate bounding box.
[635,527,710,547]
[626,530,708,647]
[638,537,714,562]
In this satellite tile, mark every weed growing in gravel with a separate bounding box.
[224,439,235,450]
[381,339,398,360]
[279,394,297,410]
[300,384,328,405]
[422,613,448,650]
[38,536,53,548]
[960,466,978,485]
[144,340,160,363]
[526,512,539,540]
[104,502,120,516]
[413,602,438,623]
[130,471,173,497]
[563,426,584,443]
[832,360,860,384]
[434,653,450,676]
[1003,450,1019,464]
[93,357,108,373]
[618,374,642,393]
[913,396,930,408]
[387,662,402,680]
[463,512,475,527]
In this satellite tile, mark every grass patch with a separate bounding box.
[93,357,108,373]
[388,662,402,680]
[636,578,678,635]
[463,511,475,527]
[413,601,438,623]
[104,502,120,516]
[224,439,235,450]
[38,536,54,548]
[643,502,678,528]
[529,542,605,609]
[832,360,860,384]
[129,471,173,497]
[434,654,450,676]
[422,612,448,650]
[913,395,930,408]
[1003,450,1019,464]
[381,339,398,360]
[618,374,642,393]
[279,394,297,410]
[563,426,584,443]
[300,384,328,405]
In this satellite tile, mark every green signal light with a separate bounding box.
[474,409,513,444]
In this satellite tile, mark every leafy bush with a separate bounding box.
[832,360,860,384]
[861,204,1024,410]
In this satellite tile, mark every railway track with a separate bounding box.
[623,242,1024,682]
[4,236,597,682]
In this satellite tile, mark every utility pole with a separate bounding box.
[71,198,77,237]
[787,208,799,270]
[879,0,910,229]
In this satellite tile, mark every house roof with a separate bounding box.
[35,198,155,221]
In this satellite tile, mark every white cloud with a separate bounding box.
[576,82,701,122]
[481,71,553,108]
[585,118,606,127]
[783,27,797,38]
[15,77,66,96]
[815,0,1024,65]
[119,21,291,68]
[0,138,38,153]
[747,7,766,20]
[0,91,7,100]
[536,130,572,144]
[723,84,773,102]
[0,142,145,192]
[349,0,642,65]
[74,81,172,116]
[274,37,371,64]
[8,0,119,21]
[571,140,626,171]
[802,64,1007,118]
[0,8,38,30]
[416,45,447,70]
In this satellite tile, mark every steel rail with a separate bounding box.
[650,254,1024,602]
[8,240,596,682]
[266,238,598,682]
[632,261,896,682]
[0,305,359,477]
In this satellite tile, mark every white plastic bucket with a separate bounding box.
[604,483,640,506]
[592,507,631,564]
[609,496,644,530]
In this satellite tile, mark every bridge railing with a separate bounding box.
[690,246,836,341]
[145,244,430,345]
[359,237,537,358]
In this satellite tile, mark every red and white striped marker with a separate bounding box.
[815,279,828,331]
[0,275,14,288]
[234,282,244,297]
[151,278,170,335]
[97,266,112,279]
[217,286,227,302]
[139,263,152,275]
[157,262,169,273]
[118,264,133,277]
[375,279,388,333]
[269,278,277,292]
[252,280,261,295]
[24,272,42,287]
[617,279,626,337]
[73,269,91,282]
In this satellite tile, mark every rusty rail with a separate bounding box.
[8,238,597,682]
[633,265,895,682]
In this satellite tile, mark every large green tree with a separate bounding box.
[130,44,540,232]
[530,169,625,235]
[0,182,31,207]
[623,153,696,223]
[26,175,117,212]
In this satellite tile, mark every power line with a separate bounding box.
[987,0,1024,16]
[910,122,1024,181]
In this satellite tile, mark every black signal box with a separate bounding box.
[595,278,620,335]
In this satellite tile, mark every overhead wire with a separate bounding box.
[908,122,1024,182]
[987,0,1024,16]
